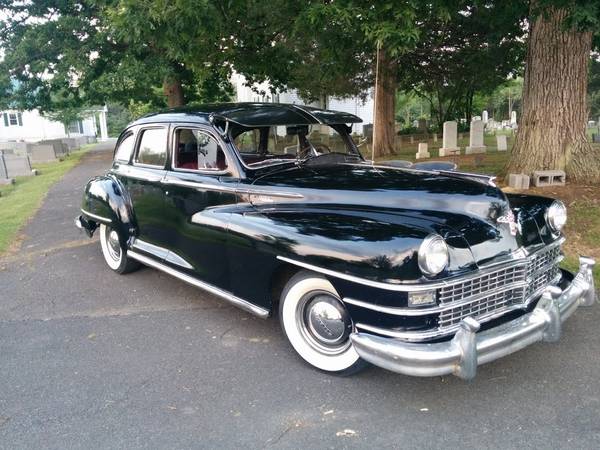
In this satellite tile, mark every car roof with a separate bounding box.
[129,102,363,128]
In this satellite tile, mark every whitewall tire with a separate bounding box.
[99,224,140,274]
[279,271,367,375]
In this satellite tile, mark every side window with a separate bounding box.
[136,128,168,167]
[114,132,135,162]
[174,128,227,171]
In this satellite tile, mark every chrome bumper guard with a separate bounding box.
[350,256,596,380]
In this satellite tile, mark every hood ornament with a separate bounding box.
[497,209,519,236]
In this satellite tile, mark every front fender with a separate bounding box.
[81,174,136,245]
[226,204,476,295]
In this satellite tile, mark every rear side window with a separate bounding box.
[114,133,135,162]
[136,128,168,167]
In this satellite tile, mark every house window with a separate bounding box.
[67,120,83,134]
[2,112,23,127]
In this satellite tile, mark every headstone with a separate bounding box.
[482,110,489,123]
[533,170,566,187]
[1,151,34,177]
[496,134,508,151]
[61,137,80,150]
[510,110,517,125]
[508,173,530,189]
[432,133,438,143]
[394,135,402,151]
[39,139,69,156]
[30,144,57,163]
[417,118,427,132]
[415,142,430,160]
[439,121,460,157]
[458,132,464,141]
[465,120,487,154]
[593,133,600,143]
[409,135,414,144]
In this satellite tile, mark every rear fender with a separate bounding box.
[81,174,136,246]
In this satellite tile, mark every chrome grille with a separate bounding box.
[438,288,525,329]
[439,265,526,304]
[437,245,561,330]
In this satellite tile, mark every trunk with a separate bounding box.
[372,48,397,158]
[506,7,600,183]
[163,76,185,108]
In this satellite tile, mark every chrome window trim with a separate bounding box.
[80,209,112,223]
[277,239,564,293]
[133,126,169,169]
[127,250,269,318]
[170,125,232,176]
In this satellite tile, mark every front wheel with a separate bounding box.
[279,271,367,375]
[99,223,140,274]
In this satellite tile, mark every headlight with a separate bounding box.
[418,234,449,276]
[546,200,567,232]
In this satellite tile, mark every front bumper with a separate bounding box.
[350,256,596,380]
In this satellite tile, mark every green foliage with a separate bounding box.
[588,58,600,119]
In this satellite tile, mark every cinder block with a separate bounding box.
[533,170,566,187]
[508,173,530,189]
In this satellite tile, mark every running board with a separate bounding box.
[127,250,270,319]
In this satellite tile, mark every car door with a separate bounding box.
[114,124,169,254]
[159,125,238,289]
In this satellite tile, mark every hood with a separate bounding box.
[250,164,542,267]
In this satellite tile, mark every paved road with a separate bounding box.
[1,143,599,449]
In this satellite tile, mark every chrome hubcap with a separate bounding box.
[105,228,121,261]
[297,293,352,355]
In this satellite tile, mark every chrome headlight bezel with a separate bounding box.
[418,234,449,277]
[546,200,567,232]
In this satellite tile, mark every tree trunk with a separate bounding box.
[163,76,185,108]
[372,48,397,158]
[506,7,600,183]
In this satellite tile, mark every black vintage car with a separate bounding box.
[76,103,596,380]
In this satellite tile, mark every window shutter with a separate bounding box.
[2,113,8,127]
[78,120,83,134]
[17,112,23,126]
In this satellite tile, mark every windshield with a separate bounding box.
[232,124,362,167]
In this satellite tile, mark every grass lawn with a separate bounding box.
[372,134,600,286]
[0,146,92,255]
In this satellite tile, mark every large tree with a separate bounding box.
[0,0,230,114]
[506,3,600,182]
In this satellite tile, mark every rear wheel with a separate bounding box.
[99,223,140,274]
[279,271,367,375]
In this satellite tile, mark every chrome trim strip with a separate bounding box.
[131,239,169,260]
[165,251,194,270]
[161,177,304,199]
[131,239,194,270]
[127,250,269,318]
[80,209,112,223]
[353,272,564,342]
[277,240,564,293]
[345,279,528,317]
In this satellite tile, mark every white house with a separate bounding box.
[0,107,109,142]
[231,73,374,133]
